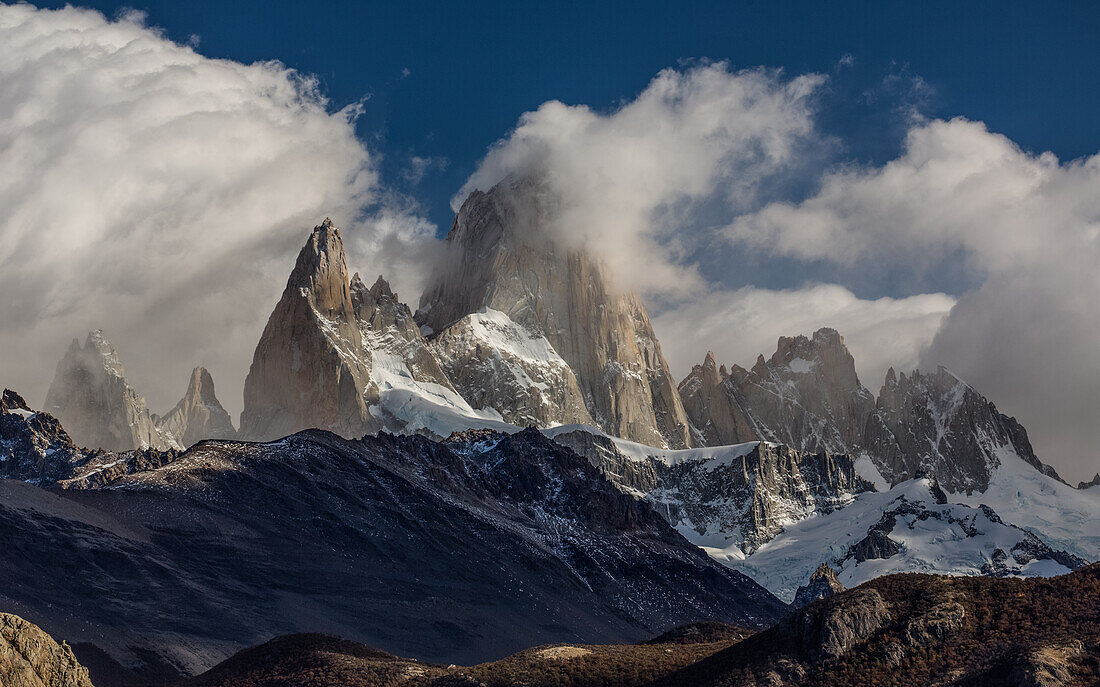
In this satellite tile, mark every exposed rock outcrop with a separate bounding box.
[793,565,845,608]
[0,613,93,687]
[1,389,84,482]
[802,588,891,659]
[350,273,455,393]
[681,328,875,453]
[1078,473,1100,490]
[866,365,1059,493]
[680,330,1062,493]
[239,219,378,441]
[418,177,692,448]
[554,429,873,554]
[44,330,180,452]
[155,367,236,447]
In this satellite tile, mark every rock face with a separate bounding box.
[554,429,873,554]
[44,330,180,452]
[680,329,1061,493]
[240,219,378,441]
[350,273,455,393]
[793,565,846,608]
[155,367,236,447]
[0,613,93,687]
[866,366,1058,493]
[431,309,594,428]
[1079,473,1100,490]
[681,329,874,452]
[418,177,692,448]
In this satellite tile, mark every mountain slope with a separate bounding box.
[0,397,784,680]
[724,477,1087,603]
[654,564,1100,687]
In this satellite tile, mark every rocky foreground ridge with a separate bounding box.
[0,613,93,687]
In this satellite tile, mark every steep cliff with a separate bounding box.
[239,219,377,441]
[418,177,692,448]
[44,330,180,452]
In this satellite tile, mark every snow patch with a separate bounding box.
[787,357,816,374]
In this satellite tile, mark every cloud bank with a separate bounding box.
[456,63,826,295]
[726,119,1100,481]
[0,5,432,418]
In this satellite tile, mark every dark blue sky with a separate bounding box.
[42,0,1100,238]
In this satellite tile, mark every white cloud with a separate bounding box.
[456,62,826,296]
[0,5,424,418]
[652,284,954,391]
[724,117,1100,482]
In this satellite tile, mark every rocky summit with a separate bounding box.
[417,177,693,449]
[154,367,236,448]
[679,328,1062,494]
[240,219,378,441]
[44,330,180,452]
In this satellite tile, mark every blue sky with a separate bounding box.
[38,0,1100,236]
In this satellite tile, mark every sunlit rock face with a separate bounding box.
[0,613,93,687]
[418,177,692,448]
[240,219,378,441]
[155,366,236,447]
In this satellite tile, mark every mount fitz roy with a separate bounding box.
[4,176,1097,680]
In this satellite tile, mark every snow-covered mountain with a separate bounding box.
[34,187,1095,606]
[722,477,1088,603]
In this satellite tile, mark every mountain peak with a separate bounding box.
[418,177,693,448]
[369,274,394,300]
[44,331,180,452]
[793,564,845,608]
[158,366,235,446]
[187,366,218,404]
[285,219,354,322]
[241,222,375,442]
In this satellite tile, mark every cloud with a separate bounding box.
[402,155,448,185]
[0,5,426,419]
[724,117,1100,482]
[456,62,827,295]
[652,284,954,391]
